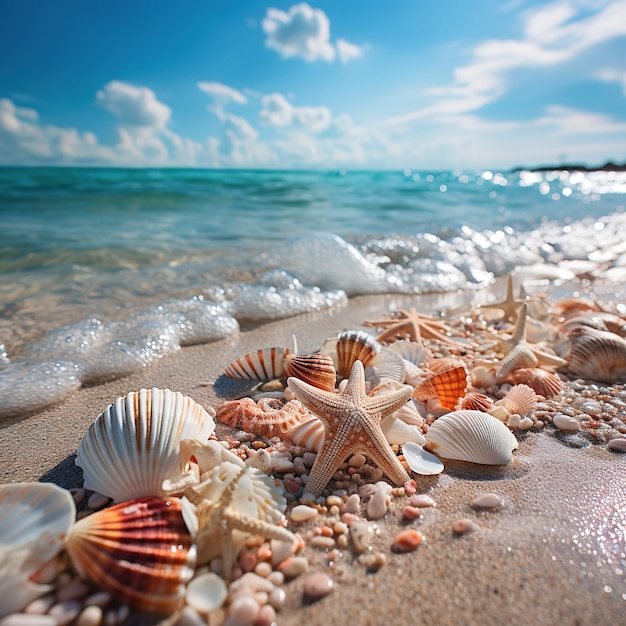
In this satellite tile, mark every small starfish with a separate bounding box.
[494,302,567,379]
[479,274,525,323]
[363,307,457,345]
[287,360,412,497]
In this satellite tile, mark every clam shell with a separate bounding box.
[461,392,494,412]
[224,347,290,380]
[565,326,626,383]
[0,482,76,618]
[425,410,518,465]
[381,415,426,446]
[283,353,337,391]
[501,367,563,398]
[76,388,215,503]
[66,497,195,613]
[413,366,467,410]
[497,384,537,415]
[324,330,380,377]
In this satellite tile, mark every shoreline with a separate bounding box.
[2,283,625,625]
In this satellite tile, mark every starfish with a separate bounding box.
[287,360,413,497]
[363,307,458,345]
[494,302,567,379]
[479,274,525,323]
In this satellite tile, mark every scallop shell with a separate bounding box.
[0,482,76,618]
[497,384,537,415]
[387,340,432,366]
[76,388,215,503]
[66,497,195,613]
[224,347,291,380]
[565,325,626,383]
[424,410,518,465]
[283,353,337,391]
[500,367,563,398]
[321,330,380,377]
[287,416,325,452]
[461,392,494,412]
[413,366,467,410]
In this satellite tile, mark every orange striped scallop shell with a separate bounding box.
[413,366,467,410]
[461,392,494,412]
[65,497,195,614]
[501,367,562,398]
[283,353,337,391]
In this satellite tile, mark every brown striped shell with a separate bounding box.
[65,497,195,613]
[565,325,626,383]
[501,367,563,398]
[461,392,494,412]
[224,347,291,380]
[216,397,313,438]
[413,366,467,410]
[333,330,381,377]
[283,353,337,391]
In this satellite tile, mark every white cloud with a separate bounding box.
[336,38,363,63]
[259,92,331,132]
[262,3,335,62]
[96,80,171,128]
[198,82,247,118]
[534,105,626,134]
[598,68,626,95]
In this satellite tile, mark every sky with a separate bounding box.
[1,0,625,170]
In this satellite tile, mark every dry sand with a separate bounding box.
[1,287,625,626]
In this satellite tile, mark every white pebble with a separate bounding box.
[24,596,55,615]
[254,604,277,626]
[366,482,392,520]
[48,601,82,626]
[76,606,103,626]
[409,494,436,508]
[472,493,504,510]
[270,538,296,567]
[519,417,534,430]
[553,414,580,432]
[272,457,295,473]
[225,596,260,626]
[266,571,284,586]
[290,504,318,522]
[279,556,309,578]
[229,572,274,596]
[0,616,58,626]
[253,561,272,578]
[268,586,286,610]
[342,493,361,514]
[186,572,228,613]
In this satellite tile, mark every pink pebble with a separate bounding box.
[402,505,422,521]
[392,529,423,553]
[403,479,417,495]
[303,573,334,602]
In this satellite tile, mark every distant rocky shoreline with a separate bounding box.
[512,160,626,172]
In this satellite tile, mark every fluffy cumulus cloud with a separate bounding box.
[96,80,171,128]
[259,93,331,132]
[262,3,362,63]
[198,82,247,118]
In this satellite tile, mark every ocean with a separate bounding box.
[1,166,626,419]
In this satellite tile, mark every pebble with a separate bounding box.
[270,538,296,567]
[357,551,387,570]
[272,457,295,473]
[310,535,335,550]
[253,561,272,578]
[56,580,90,602]
[0,616,58,626]
[366,482,392,519]
[186,572,228,612]
[290,504,318,522]
[268,586,286,610]
[349,521,373,554]
[402,505,422,521]
[608,437,626,452]
[267,571,284,586]
[70,488,85,505]
[472,493,504,510]
[343,493,361,514]
[392,529,423,552]
[553,413,580,432]
[76,606,103,626]
[224,596,259,626]
[519,417,534,430]
[48,601,82,626]
[409,494,436,508]
[302,452,317,467]
[24,596,56,615]
[348,454,366,468]
[254,604,277,626]
[303,573,334,602]
[278,556,310,578]
[87,492,110,510]
[452,518,478,535]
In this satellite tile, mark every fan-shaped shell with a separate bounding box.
[565,325,626,383]
[283,353,336,391]
[76,388,215,503]
[461,392,494,412]
[413,366,467,410]
[325,330,380,377]
[287,416,325,452]
[501,367,563,398]
[387,340,432,366]
[66,497,195,613]
[469,365,497,390]
[224,347,290,380]
[0,482,76,618]
[425,410,518,465]
[497,384,537,415]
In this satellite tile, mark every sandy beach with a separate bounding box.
[2,287,625,626]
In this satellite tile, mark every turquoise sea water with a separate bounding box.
[1,166,626,418]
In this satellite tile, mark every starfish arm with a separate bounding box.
[287,377,345,425]
[530,347,568,370]
[511,302,529,343]
[361,437,409,486]
[342,360,368,401]
[375,320,421,344]
[496,344,538,379]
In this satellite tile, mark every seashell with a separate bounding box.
[564,325,626,383]
[287,416,325,452]
[402,441,444,475]
[561,312,626,337]
[500,367,563,398]
[224,346,291,380]
[380,415,426,446]
[402,359,424,386]
[413,366,467,410]
[387,340,432,367]
[425,357,466,375]
[217,397,313,438]
[283,353,336,391]
[469,365,497,390]
[186,572,228,613]
[324,330,380,377]
[424,410,518,465]
[0,482,76,618]
[66,497,195,613]
[497,384,537,415]
[461,392,494,412]
[76,388,215,503]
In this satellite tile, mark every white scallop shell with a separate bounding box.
[402,441,444,475]
[0,482,76,618]
[425,410,518,465]
[76,388,216,503]
[387,340,432,366]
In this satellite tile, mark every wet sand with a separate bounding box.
[1,287,625,626]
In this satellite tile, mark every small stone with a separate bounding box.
[254,604,277,626]
[357,551,387,570]
[366,482,392,520]
[290,504,318,522]
[56,580,90,602]
[391,529,423,552]
[272,457,295,473]
[278,556,309,579]
[0,616,58,626]
[310,535,335,550]
[409,494,435,508]
[24,596,55,615]
[48,601,82,626]
[225,596,260,626]
[472,493,504,510]
[349,521,373,554]
[402,505,422,521]
[303,573,334,602]
[326,495,342,508]
[519,417,534,430]
[267,571,284,586]
[229,572,274,596]
[87,492,110,510]
[342,493,361,514]
[553,414,580,432]
[186,572,228,613]
[302,452,317,467]
[270,538,296,567]
[268,586,286,610]
[76,606,103,626]
[174,607,206,626]
[253,561,272,578]
[348,454,366,468]
[452,518,478,535]
[608,437,626,452]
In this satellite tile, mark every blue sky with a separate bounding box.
[1,0,625,169]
